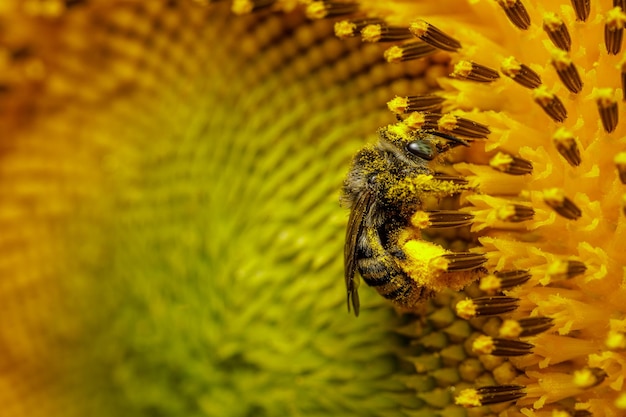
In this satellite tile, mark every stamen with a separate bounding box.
[438,113,491,139]
[551,49,583,93]
[496,269,532,289]
[501,57,542,88]
[387,95,444,114]
[451,61,500,82]
[409,20,462,52]
[479,274,502,294]
[605,7,626,55]
[593,88,619,133]
[614,152,626,184]
[496,204,535,222]
[455,296,520,319]
[543,12,571,51]
[384,42,437,63]
[402,111,440,130]
[441,252,487,271]
[533,86,567,122]
[570,0,591,22]
[231,0,275,14]
[489,152,533,175]
[553,128,581,166]
[306,1,359,19]
[547,259,587,279]
[496,0,531,30]
[500,317,554,338]
[411,210,474,229]
[543,188,582,219]
[432,173,469,185]
[573,368,607,388]
[361,24,412,42]
[334,18,383,38]
[472,335,534,356]
[455,385,526,407]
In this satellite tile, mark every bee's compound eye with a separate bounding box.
[406,141,435,160]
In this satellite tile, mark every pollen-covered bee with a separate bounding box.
[341,123,486,316]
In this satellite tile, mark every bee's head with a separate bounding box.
[378,123,468,162]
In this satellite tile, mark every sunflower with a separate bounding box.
[1,1,625,417]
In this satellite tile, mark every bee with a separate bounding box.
[341,124,479,316]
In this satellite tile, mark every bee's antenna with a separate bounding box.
[429,131,470,147]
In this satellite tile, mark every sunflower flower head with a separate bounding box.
[299,0,626,415]
[4,0,626,417]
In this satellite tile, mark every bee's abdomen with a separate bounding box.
[357,257,392,287]
[357,252,431,311]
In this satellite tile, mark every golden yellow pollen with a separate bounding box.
[542,12,571,51]
[361,24,383,42]
[387,96,409,114]
[335,17,385,39]
[410,211,431,229]
[454,389,482,407]
[231,0,255,14]
[473,335,495,354]
[479,274,501,294]
[455,298,476,319]
[499,319,522,338]
[399,240,484,292]
[573,368,605,388]
[305,1,358,19]
[452,60,473,78]
[616,392,626,409]
[305,2,328,19]
[438,114,458,131]
[334,20,357,38]
[429,254,449,272]
[606,7,626,31]
[384,45,405,63]
[408,20,429,38]
[457,389,486,407]
[614,152,626,184]
[403,112,426,129]
[605,330,626,350]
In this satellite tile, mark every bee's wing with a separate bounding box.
[344,190,372,317]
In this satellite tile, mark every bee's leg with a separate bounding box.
[357,226,431,311]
